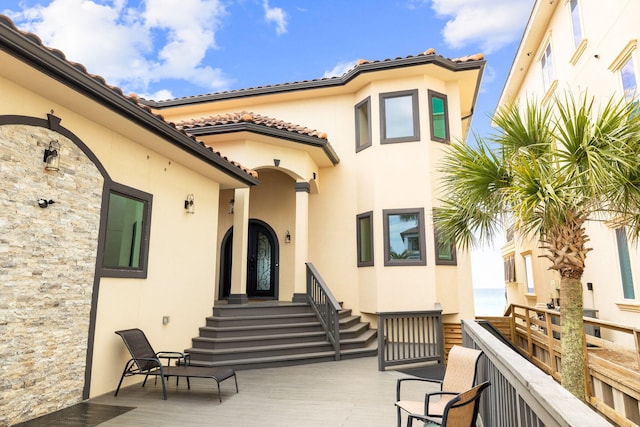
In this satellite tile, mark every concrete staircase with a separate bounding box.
[185,302,377,370]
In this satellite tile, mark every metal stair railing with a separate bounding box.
[305,262,341,360]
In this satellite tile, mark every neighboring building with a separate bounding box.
[0,13,484,426]
[497,0,640,347]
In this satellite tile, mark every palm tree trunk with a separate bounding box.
[560,275,586,400]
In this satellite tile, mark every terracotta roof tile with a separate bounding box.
[0,14,258,180]
[151,48,484,104]
[176,111,329,140]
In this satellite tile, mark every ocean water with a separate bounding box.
[474,288,507,316]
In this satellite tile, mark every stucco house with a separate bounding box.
[0,13,484,425]
[497,0,640,347]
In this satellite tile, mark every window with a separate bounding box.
[428,90,449,142]
[523,254,534,293]
[570,0,582,48]
[616,228,635,299]
[541,42,554,93]
[504,254,516,282]
[434,229,456,265]
[621,56,637,102]
[355,97,372,152]
[383,208,426,266]
[356,211,374,267]
[101,183,152,278]
[380,90,420,144]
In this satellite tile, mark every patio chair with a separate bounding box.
[395,345,483,427]
[114,328,238,402]
[406,381,491,427]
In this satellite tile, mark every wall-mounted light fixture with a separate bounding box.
[184,194,195,214]
[274,159,280,167]
[38,199,55,208]
[285,230,291,243]
[43,140,60,171]
[228,199,234,214]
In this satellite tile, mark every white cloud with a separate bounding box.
[431,0,533,53]
[5,0,230,95]
[263,0,287,35]
[322,60,357,79]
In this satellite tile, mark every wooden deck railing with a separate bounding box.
[376,310,443,371]
[481,304,640,426]
[305,263,341,360]
[463,319,612,426]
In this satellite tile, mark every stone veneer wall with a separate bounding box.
[0,123,103,426]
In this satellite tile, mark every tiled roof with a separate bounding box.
[0,14,258,180]
[146,48,484,106]
[176,111,329,140]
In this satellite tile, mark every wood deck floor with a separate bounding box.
[87,356,438,427]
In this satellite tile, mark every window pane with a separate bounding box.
[355,98,371,151]
[616,228,635,299]
[431,96,447,140]
[384,95,415,139]
[383,208,426,266]
[570,0,582,48]
[357,213,373,266]
[541,43,554,91]
[524,254,534,293]
[621,57,637,102]
[104,192,145,269]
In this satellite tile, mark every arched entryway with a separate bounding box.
[220,219,279,300]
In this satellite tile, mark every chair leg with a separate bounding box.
[159,374,167,400]
[397,406,402,427]
[217,381,222,403]
[234,373,239,393]
[186,376,191,389]
[114,369,127,397]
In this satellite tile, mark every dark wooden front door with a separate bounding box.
[220,220,278,300]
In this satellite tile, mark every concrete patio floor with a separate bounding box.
[86,356,437,427]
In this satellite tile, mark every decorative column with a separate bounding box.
[292,182,310,303]
[229,187,250,304]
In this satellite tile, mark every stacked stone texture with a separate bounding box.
[0,124,103,426]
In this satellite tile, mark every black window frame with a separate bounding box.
[379,89,420,144]
[428,89,450,143]
[98,182,153,279]
[356,211,374,267]
[355,96,372,152]
[383,208,426,266]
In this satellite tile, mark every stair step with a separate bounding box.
[199,322,323,338]
[192,331,326,349]
[187,340,335,361]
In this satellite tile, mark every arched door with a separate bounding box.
[220,219,279,300]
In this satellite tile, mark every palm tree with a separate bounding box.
[434,93,640,400]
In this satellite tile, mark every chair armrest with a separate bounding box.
[424,391,458,416]
[396,377,444,400]
[130,357,164,373]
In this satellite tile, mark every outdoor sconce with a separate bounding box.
[274,159,280,167]
[38,199,55,208]
[228,199,234,214]
[43,140,60,171]
[285,230,291,243]
[184,194,195,214]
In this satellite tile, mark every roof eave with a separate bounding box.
[0,16,258,186]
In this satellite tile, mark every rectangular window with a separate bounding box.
[504,254,515,282]
[383,208,426,266]
[434,229,456,265]
[570,0,582,48]
[100,183,152,278]
[616,228,635,299]
[380,90,420,144]
[523,254,534,293]
[428,90,449,142]
[357,211,374,267]
[621,56,637,102]
[355,97,372,152]
[541,43,554,92]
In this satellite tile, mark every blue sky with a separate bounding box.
[1,0,533,139]
[2,0,532,287]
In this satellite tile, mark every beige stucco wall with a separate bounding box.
[0,55,238,423]
[161,69,478,323]
[499,0,640,338]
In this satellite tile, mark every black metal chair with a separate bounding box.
[114,328,238,402]
[407,381,491,426]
